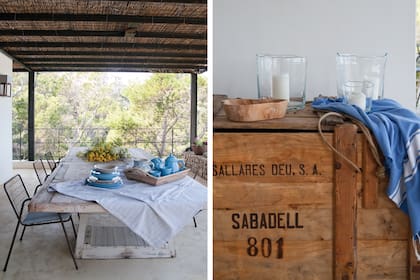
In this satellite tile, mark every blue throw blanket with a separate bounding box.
[312,98,420,240]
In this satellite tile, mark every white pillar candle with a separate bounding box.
[272,73,290,100]
[348,92,366,110]
[364,76,380,100]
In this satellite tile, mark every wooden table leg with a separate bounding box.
[75,214,88,258]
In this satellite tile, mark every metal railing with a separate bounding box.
[13,127,190,160]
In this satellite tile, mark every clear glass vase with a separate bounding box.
[257,54,306,110]
[336,53,388,104]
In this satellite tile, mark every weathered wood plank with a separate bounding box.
[213,133,334,182]
[409,231,420,279]
[213,103,337,132]
[362,136,379,208]
[75,214,89,258]
[334,124,358,280]
[214,240,332,280]
[374,179,399,209]
[357,208,409,240]
[78,214,175,259]
[29,161,106,213]
[213,182,333,209]
[357,240,408,279]
[214,208,332,241]
[81,240,175,259]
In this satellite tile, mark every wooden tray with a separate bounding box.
[223,98,288,122]
[124,168,190,186]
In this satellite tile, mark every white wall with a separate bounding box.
[214,0,416,111]
[0,53,13,182]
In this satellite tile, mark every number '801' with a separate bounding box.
[247,237,283,258]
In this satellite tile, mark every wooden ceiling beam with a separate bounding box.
[0,41,206,50]
[21,57,207,64]
[16,67,206,74]
[24,63,205,69]
[14,69,201,74]
[9,50,207,58]
[0,13,206,25]
[0,30,206,40]
[91,0,207,3]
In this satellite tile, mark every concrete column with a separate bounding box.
[0,53,13,182]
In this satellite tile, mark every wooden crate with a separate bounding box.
[213,104,417,280]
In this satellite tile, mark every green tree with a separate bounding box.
[107,73,207,157]
[12,73,29,159]
[33,72,125,157]
[12,72,207,159]
[196,74,208,141]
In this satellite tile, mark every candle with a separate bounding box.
[272,73,290,100]
[348,92,366,110]
[364,76,380,99]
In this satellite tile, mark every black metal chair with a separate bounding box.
[32,159,49,195]
[2,174,78,271]
[192,169,207,228]
[44,151,58,173]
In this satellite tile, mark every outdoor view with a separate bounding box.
[12,72,207,160]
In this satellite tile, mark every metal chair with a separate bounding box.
[192,169,207,228]
[32,159,49,194]
[44,151,57,173]
[2,174,78,271]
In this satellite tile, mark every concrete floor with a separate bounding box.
[0,168,207,280]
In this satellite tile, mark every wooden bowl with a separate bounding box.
[223,98,288,122]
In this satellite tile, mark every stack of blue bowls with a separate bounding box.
[86,165,123,189]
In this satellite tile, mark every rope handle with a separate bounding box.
[318,112,361,172]
[318,112,385,176]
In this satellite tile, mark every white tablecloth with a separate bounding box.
[49,173,207,248]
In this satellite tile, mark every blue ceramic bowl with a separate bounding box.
[93,164,119,174]
[90,170,120,181]
[160,167,172,176]
[86,178,123,189]
[148,170,161,177]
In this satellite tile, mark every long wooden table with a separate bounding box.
[29,147,176,259]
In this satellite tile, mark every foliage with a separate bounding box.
[12,73,29,159]
[12,72,208,160]
[106,73,208,157]
[193,136,207,147]
[417,0,420,42]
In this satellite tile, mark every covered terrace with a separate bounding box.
[0,1,207,279]
[0,0,207,163]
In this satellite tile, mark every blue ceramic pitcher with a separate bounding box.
[151,157,165,170]
[164,154,185,173]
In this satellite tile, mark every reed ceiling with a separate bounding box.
[0,0,207,73]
